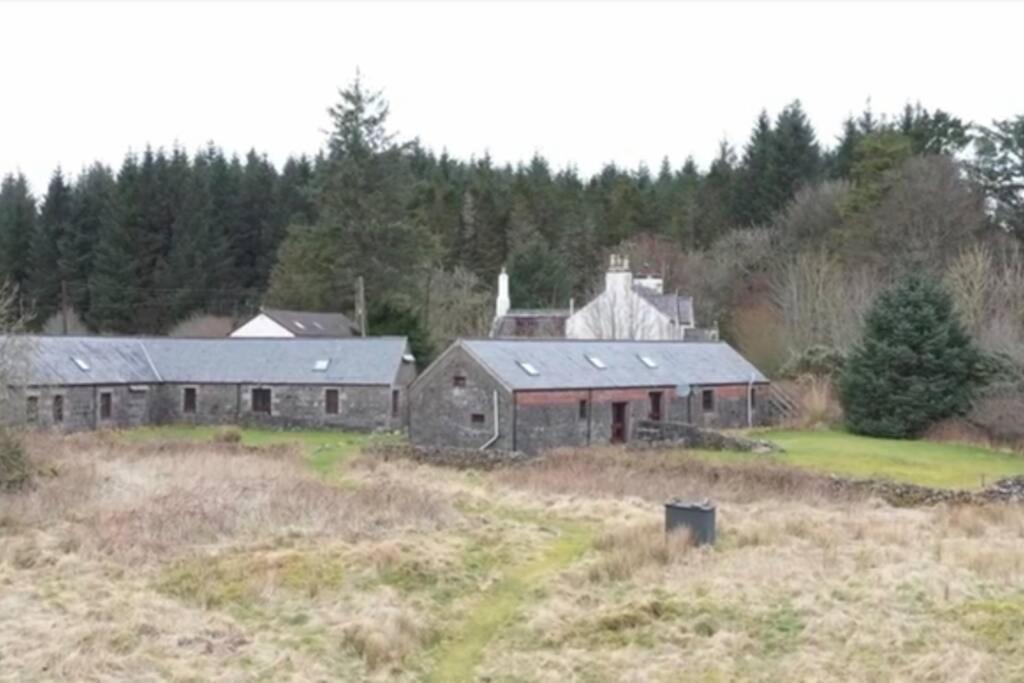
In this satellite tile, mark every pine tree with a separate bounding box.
[63,164,117,323]
[737,110,776,225]
[0,174,37,293]
[768,100,821,210]
[88,156,140,332]
[839,276,984,438]
[28,169,73,325]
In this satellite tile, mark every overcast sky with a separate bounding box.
[2,0,1023,194]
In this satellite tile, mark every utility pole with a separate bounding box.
[355,276,367,337]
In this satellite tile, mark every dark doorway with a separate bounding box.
[648,391,663,421]
[611,402,628,443]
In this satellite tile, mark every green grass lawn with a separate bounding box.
[123,425,384,474]
[740,429,1024,490]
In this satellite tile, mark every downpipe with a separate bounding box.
[480,390,500,450]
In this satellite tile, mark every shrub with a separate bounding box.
[779,345,846,379]
[0,428,30,490]
[213,426,243,444]
[839,275,985,438]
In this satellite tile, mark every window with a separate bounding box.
[453,375,467,387]
[750,387,757,410]
[585,355,607,370]
[471,413,486,425]
[392,389,400,418]
[325,389,339,415]
[701,388,715,413]
[638,355,657,369]
[252,388,272,414]
[100,392,112,420]
[72,357,90,372]
[649,391,663,421]
[26,396,39,423]
[516,361,540,377]
[579,399,588,420]
[183,387,197,414]
[313,359,330,372]
[52,395,64,423]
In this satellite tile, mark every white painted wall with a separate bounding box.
[229,314,295,338]
[566,287,680,340]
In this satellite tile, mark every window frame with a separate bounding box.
[251,388,272,415]
[52,395,64,423]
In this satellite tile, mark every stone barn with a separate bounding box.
[1,336,415,432]
[408,339,768,454]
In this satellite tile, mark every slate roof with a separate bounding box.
[460,339,767,391]
[261,308,360,337]
[632,286,695,326]
[491,309,570,338]
[6,336,409,387]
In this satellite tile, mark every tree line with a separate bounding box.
[1,77,1022,363]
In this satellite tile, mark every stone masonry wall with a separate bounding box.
[408,346,514,450]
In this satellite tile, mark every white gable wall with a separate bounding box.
[229,314,295,338]
[566,287,680,340]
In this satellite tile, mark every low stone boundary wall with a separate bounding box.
[632,420,779,453]
[364,442,537,470]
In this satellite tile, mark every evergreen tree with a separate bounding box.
[839,276,983,438]
[693,141,738,247]
[971,115,1024,238]
[63,164,117,322]
[88,156,139,332]
[28,169,73,325]
[768,100,821,210]
[0,173,37,293]
[737,110,776,225]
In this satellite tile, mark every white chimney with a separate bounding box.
[605,254,633,296]
[496,266,510,318]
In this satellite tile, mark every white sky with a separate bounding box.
[2,0,1023,194]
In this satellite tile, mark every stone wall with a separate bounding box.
[632,419,778,452]
[153,383,399,431]
[408,346,515,450]
[3,384,154,432]
[673,383,770,430]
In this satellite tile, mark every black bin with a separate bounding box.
[665,499,716,546]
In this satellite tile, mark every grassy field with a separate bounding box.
[747,430,1024,490]
[2,428,1024,681]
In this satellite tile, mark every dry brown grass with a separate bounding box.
[497,446,861,507]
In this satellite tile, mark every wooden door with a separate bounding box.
[611,402,628,443]
[649,391,663,421]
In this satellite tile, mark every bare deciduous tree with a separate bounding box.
[418,267,493,349]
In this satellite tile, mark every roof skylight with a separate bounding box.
[313,322,324,330]
[585,355,607,370]
[517,361,540,377]
[71,357,90,372]
[638,355,658,369]
[294,321,307,330]
[313,359,330,372]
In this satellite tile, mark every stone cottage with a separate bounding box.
[0,336,415,432]
[408,338,768,454]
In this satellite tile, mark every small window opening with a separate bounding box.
[392,389,400,418]
[453,375,467,387]
[26,396,39,423]
[701,388,715,413]
[471,413,486,425]
[100,392,112,420]
[325,389,339,415]
[579,399,588,420]
[183,387,197,414]
[252,388,272,414]
[52,395,64,423]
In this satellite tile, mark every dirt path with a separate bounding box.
[425,518,593,683]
